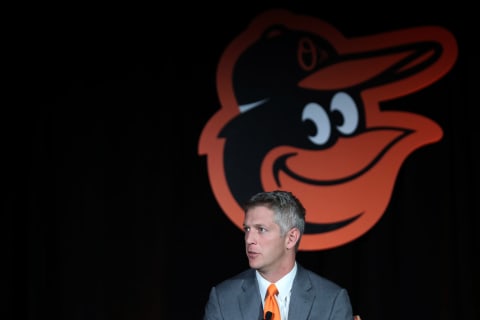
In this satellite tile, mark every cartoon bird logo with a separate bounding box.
[198,9,458,250]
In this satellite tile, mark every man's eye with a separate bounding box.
[259,227,266,233]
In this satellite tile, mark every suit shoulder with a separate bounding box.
[213,269,254,290]
[300,266,346,291]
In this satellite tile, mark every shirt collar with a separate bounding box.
[256,262,298,302]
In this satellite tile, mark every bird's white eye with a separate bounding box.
[331,92,359,135]
[302,102,331,145]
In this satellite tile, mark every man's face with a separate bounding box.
[243,205,287,273]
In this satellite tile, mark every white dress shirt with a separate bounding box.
[256,262,298,320]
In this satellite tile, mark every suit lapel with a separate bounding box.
[239,270,263,320]
[288,266,314,320]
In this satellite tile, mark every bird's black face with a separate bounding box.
[219,90,366,205]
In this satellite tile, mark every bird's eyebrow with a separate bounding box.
[238,98,270,113]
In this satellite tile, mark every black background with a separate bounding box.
[7,2,478,320]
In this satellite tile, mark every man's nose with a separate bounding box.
[245,231,256,244]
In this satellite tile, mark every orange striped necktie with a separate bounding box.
[264,284,281,320]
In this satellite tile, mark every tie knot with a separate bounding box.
[267,284,278,297]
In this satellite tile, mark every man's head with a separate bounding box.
[242,190,306,280]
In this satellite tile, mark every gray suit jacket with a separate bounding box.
[203,264,353,320]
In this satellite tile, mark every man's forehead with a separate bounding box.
[244,206,275,224]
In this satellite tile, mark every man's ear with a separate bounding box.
[286,228,300,249]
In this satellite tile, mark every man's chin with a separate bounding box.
[248,259,260,269]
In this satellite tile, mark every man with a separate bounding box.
[203,190,354,320]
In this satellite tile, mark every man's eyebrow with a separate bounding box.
[243,223,259,227]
